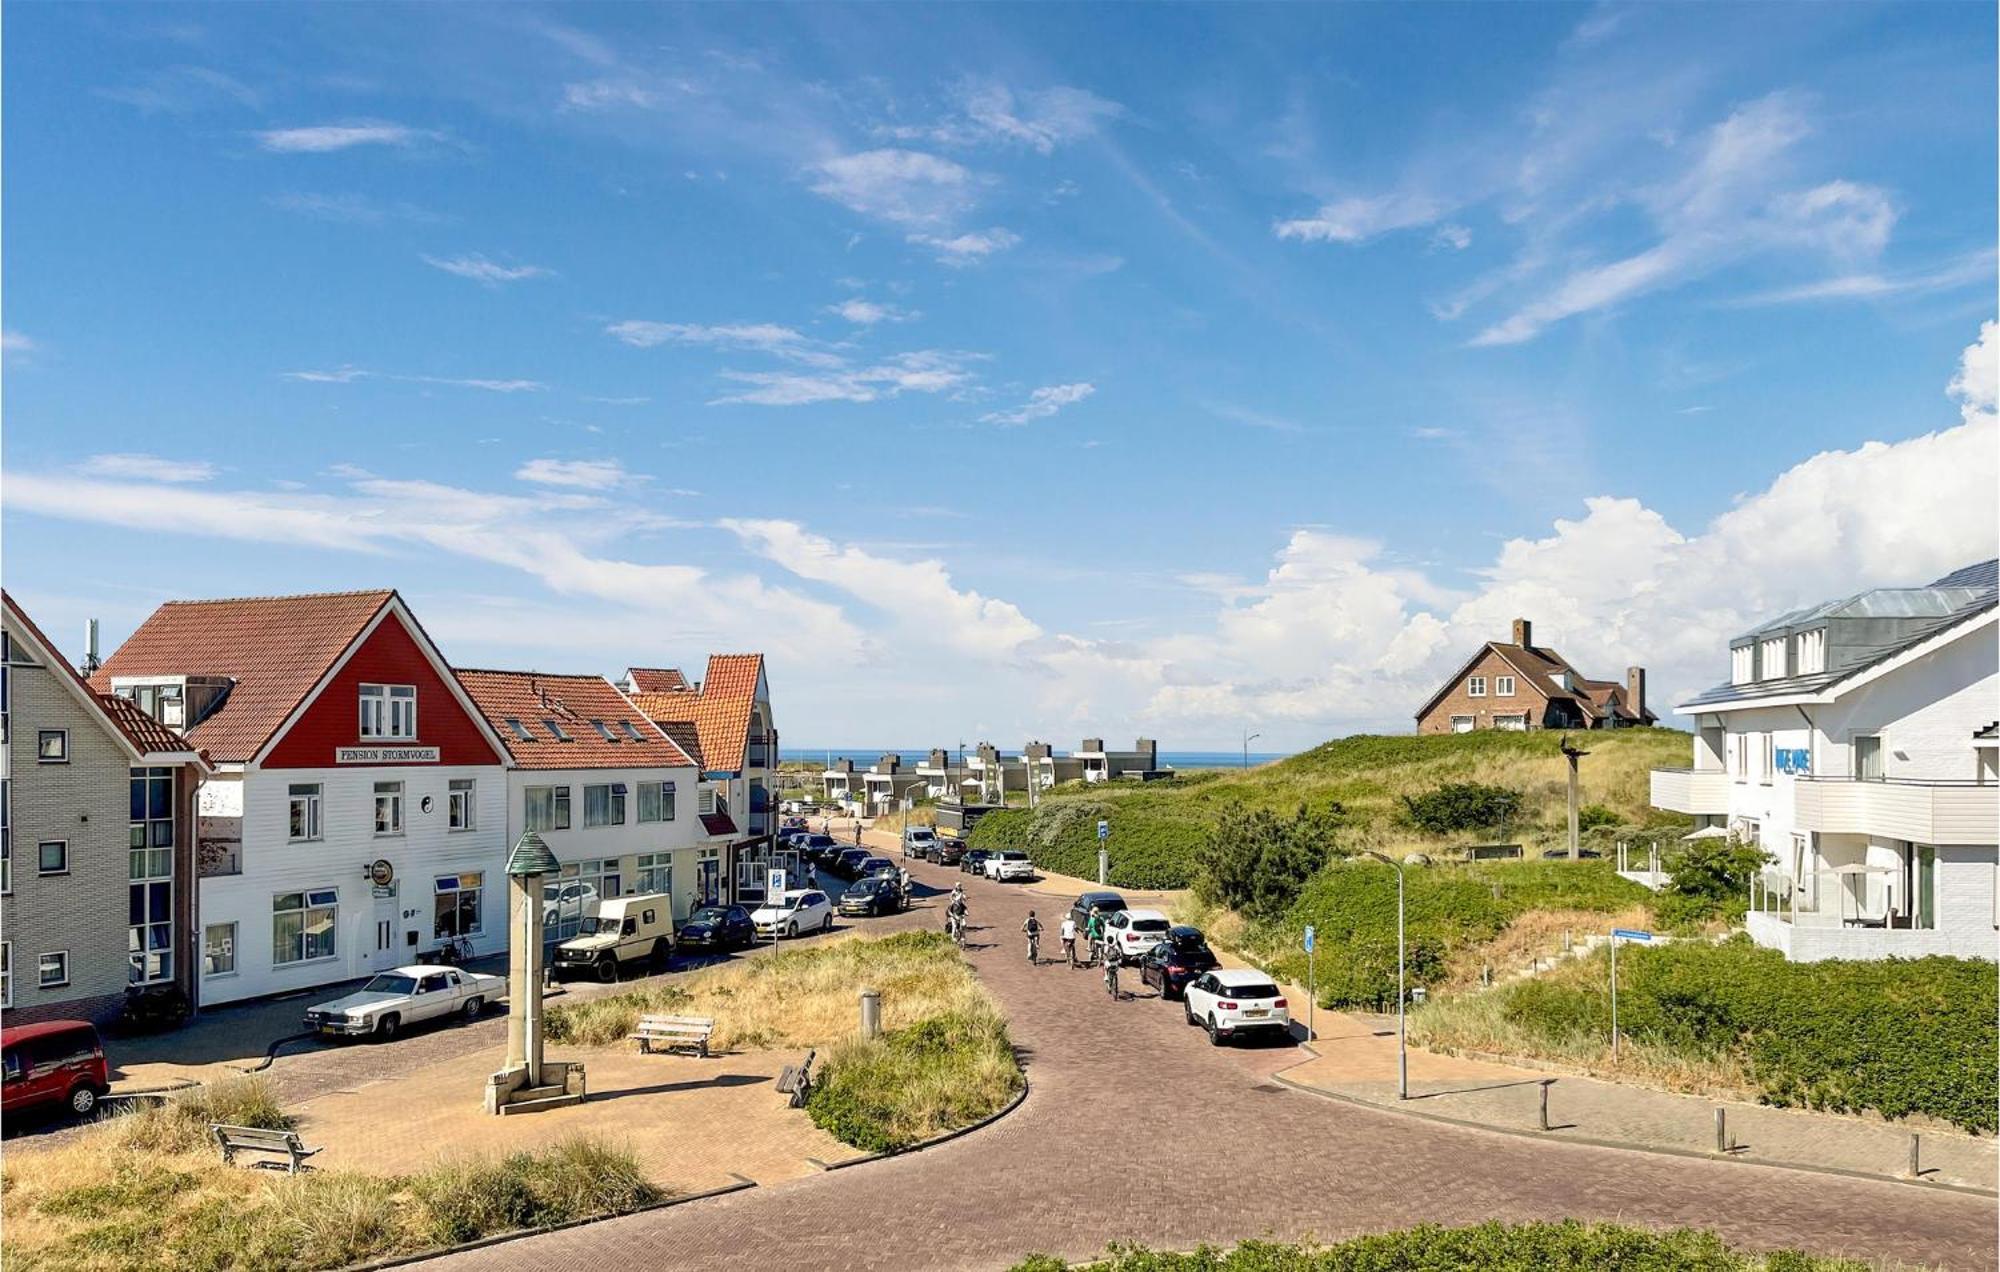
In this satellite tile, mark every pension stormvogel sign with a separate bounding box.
[336,745,441,764]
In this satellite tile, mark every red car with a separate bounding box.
[2,1019,111,1119]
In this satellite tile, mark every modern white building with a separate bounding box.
[1652,560,1999,961]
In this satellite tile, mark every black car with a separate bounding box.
[839,876,905,917]
[961,848,992,875]
[1138,926,1220,1000]
[800,834,842,864]
[1068,890,1128,934]
[933,837,966,866]
[675,904,756,953]
[832,847,872,876]
[856,856,896,879]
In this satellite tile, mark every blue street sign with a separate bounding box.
[1097,819,1109,840]
[1303,925,1316,953]
[1612,928,1653,942]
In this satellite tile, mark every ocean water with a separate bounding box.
[780,749,1286,770]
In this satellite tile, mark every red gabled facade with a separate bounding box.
[262,611,507,769]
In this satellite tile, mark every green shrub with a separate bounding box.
[1578,803,1620,830]
[1655,837,1766,927]
[1401,782,1523,834]
[1194,804,1344,921]
[969,801,1206,889]
[806,1006,1022,1152]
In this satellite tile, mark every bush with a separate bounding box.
[1578,803,1620,830]
[969,801,1207,889]
[110,1076,291,1155]
[1194,804,1343,921]
[1401,783,1523,835]
[806,1006,1022,1151]
[1011,1222,1869,1270]
[1655,837,1766,927]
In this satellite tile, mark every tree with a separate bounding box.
[1195,804,1342,921]
[1656,836,1769,926]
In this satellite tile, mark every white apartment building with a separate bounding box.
[1652,560,1998,961]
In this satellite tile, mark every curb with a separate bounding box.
[343,1177,761,1271]
[1268,1054,1996,1199]
[818,1075,1030,1171]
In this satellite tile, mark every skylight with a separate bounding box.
[618,720,645,741]
[543,719,571,742]
[591,719,618,743]
[504,717,535,742]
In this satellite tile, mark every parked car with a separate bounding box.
[542,879,599,925]
[553,893,674,981]
[1102,907,1172,961]
[982,849,1035,882]
[304,965,506,1041]
[1068,890,1128,934]
[839,876,905,917]
[1183,969,1291,1045]
[751,888,834,937]
[902,826,938,859]
[676,903,757,953]
[855,855,896,879]
[1137,926,1219,1000]
[961,848,992,875]
[1,1020,111,1119]
[932,837,967,866]
[831,847,872,876]
[800,833,842,865]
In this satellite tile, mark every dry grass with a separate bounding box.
[1437,904,1653,992]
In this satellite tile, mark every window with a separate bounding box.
[618,721,645,742]
[130,772,174,983]
[583,783,627,827]
[504,717,535,742]
[542,718,572,742]
[1794,629,1826,676]
[273,889,339,965]
[0,943,8,1006]
[1853,735,1883,781]
[1728,733,1745,781]
[1731,646,1754,685]
[448,779,475,830]
[288,783,323,841]
[591,720,619,743]
[524,785,571,832]
[1494,676,1515,697]
[359,683,417,740]
[204,923,237,976]
[1760,637,1787,680]
[1494,713,1528,731]
[37,729,68,763]
[636,852,672,895]
[38,951,69,988]
[38,840,68,875]
[1467,676,1487,697]
[373,781,404,836]
[698,786,717,815]
[434,872,485,938]
[637,780,676,823]
[0,791,9,894]
[1758,734,1775,784]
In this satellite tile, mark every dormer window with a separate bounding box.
[1794,628,1826,675]
[1760,637,1787,680]
[618,720,644,742]
[504,718,535,742]
[1731,646,1754,685]
[542,718,572,742]
[591,720,619,743]
[360,684,416,740]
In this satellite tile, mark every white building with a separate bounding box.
[456,670,711,929]
[93,591,514,1006]
[1652,560,1998,962]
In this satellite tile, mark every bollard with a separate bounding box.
[1562,929,1572,953]
[1714,1107,1728,1154]
[1538,1079,1553,1131]
[1481,963,1492,987]
[859,987,881,1039]
[1907,1132,1921,1179]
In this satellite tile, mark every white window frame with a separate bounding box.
[288,783,324,842]
[524,785,571,832]
[37,839,69,876]
[359,683,417,740]
[583,782,627,828]
[448,778,476,831]
[204,922,238,978]
[635,852,672,895]
[373,781,405,837]
[272,888,339,966]
[1467,676,1487,697]
[37,950,69,988]
[1494,676,1515,697]
[434,872,485,939]
[1494,713,1529,731]
[1731,646,1754,685]
[1760,637,1787,681]
[637,780,676,823]
[129,782,174,985]
[1758,733,1775,785]
[37,729,69,764]
[1794,629,1826,676]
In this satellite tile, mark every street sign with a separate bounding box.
[1303,924,1316,953]
[1612,928,1653,942]
[767,868,786,895]
[1097,819,1109,840]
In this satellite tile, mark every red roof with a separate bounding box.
[2,590,209,767]
[625,667,689,693]
[456,670,695,770]
[90,590,394,763]
[630,653,766,774]
[700,810,738,837]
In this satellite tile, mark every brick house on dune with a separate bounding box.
[1415,619,1656,735]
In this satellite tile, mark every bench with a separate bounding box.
[776,1048,816,1109]
[212,1123,321,1174]
[630,1014,716,1057]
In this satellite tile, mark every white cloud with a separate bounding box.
[2,330,37,363]
[605,320,815,355]
[829,299,917,325]
[268,192,441,225]
[253,121,435,153]
[890,80,1122,155]
[78,453,217,483]
[981,383,1095,426]
[1729,249,1994,307]
[1274,192,1449,244]
[282,367,545,392]
[1950,320,1996,419]
[908,227,1020,265]
[284,366,371,383]
[714,351,976,407]
[422,254,553,286]
[515,458,636,490]
[1432,224,1473,251]
[808,149,976,228]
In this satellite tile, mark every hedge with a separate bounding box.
[967,801,1206,889]
[1496,937,1998,1132]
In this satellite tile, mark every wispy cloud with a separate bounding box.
[829,298,917,325]
[79,453,216,483]
[808,149,977,228]
[97,65,259,114]
[422,253,554,286]
[982,382,1095,426]
[883,80,1122,155]
[715,351,977,406]
[581,394,650,406]
[2,330,38,364]
[604,320,834,364]
[1727,249,1994,306]
[909,227,1020,265]
[515,457,637,489]
[267,192,443,225]
[1208,403,1302,434]
[1274,192,1450,245]
[284,366,371,383]
[253,121,438,153]
[282,367,545,392]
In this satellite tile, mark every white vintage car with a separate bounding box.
[303,965,505,1041]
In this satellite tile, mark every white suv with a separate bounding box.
[983,849,1034,882]
[1184,968,1291,1046]
[1101,907,1171,959]
[751,888,834,938]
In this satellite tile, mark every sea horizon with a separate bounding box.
[778,748,1289,770]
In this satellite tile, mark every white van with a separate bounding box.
[553,893,674,981]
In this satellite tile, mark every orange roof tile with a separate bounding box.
[629,653,766,774]
[3,590,209,767]
[89,590,394,763]
[456,670,695,770]
[624,667,690,693]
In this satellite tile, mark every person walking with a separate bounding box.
[1059,914,1078,968]
[1022,910,1042,965]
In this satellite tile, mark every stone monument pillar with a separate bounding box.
[485,831,584,1114]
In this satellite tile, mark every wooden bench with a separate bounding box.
[776,1048,816,1109]
[212,1123,321,1174]
[630,1014,716,1057]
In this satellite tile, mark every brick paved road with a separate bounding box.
[428,853,2000,1272]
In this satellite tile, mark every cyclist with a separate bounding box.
[1059,914,1079,968]
[1102,939,1122,1000]
[1084,910,1106,966]
[947,891,969,944]
[1022,910,1042,964]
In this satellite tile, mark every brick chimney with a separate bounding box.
[1626,666,1647,720]
[1511,618,1532,648]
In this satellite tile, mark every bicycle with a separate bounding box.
[435,935,475,966]
[1103,955,1120,1000]
[1026,931,1040,964]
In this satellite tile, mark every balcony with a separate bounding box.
[1650,767,1731,816]
[1793,777,1998,844]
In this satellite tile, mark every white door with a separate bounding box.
[372,891,402,971]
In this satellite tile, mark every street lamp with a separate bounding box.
[1359,850,1408,1100]
[1242,731,1261,769]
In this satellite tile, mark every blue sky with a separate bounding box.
[4,2,1995,750]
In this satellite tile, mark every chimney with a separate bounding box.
[80,618,102,676]
[1135,737,1157,769]
[1511,618,1532,649]
[1626,666,1647,720]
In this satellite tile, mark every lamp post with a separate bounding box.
[1242,731,1261,770]
[1360,850,1408,1100]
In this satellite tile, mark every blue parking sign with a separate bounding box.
[1303,924,1316,953]
[1097,819,1109,840]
